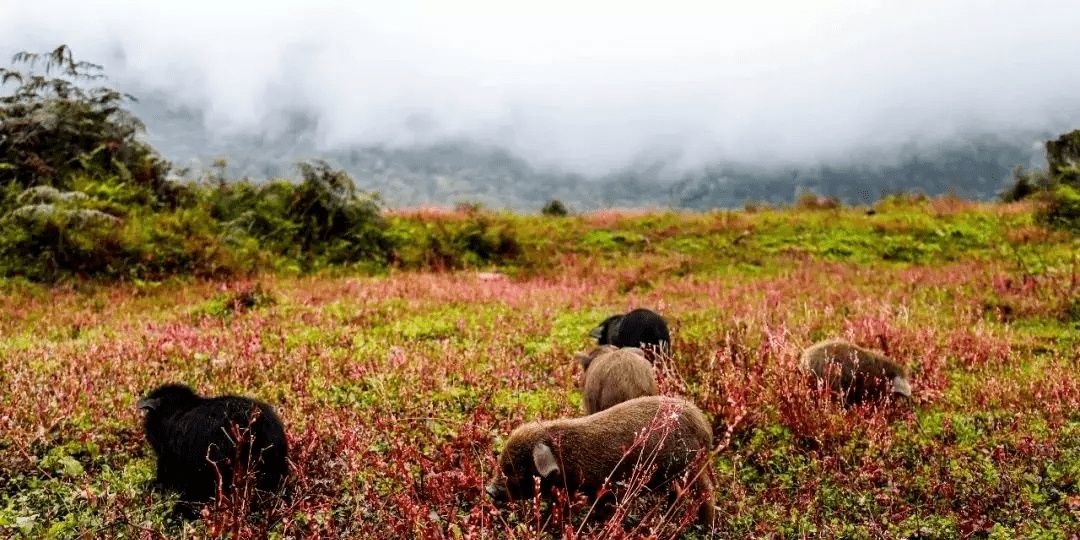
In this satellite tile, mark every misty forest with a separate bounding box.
[0,9,1078,539]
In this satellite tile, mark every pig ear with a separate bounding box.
[136,397,160,411]
[588,325,605,340]
[892,375,912,397]
[590,315,621,340]
[532,443,560,478]
[576,352,593,370]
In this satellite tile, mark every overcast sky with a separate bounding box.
[2,0,1079,173]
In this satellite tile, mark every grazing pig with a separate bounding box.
[487,395,715,528]
[576,346,658,414]
[137,384,288,507]
[800,339,912,405]
[590,309,671,360]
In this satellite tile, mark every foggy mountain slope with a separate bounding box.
[660,135,1042,209]
[137,96,1043,209]
[133,94,592,208]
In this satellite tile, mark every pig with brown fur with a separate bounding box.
[486,395,716,528]
[800,339,913,405]
[575,346,658,414]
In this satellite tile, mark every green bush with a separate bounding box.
[0,157,395,280]
[388,213,522,270]
[192,282,276,318]
[0,46,174,202]
[1001,166,1051,202]
[541,199,569,216]
[290,161,391,264]
[210,160,392,268]
[454,200,486,214]
[0,184,246,280]
[1046,129,1080,188]
[124,205,252,278]
[0,197,125,279]
[1036,184,1080,232]
[794,190,841,210]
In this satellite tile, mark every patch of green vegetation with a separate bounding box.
[387,214,522,270]
[491,388,572,419]
[0,446,168,538]
[894,514,960,539]
[312,374,408,412]
[190,284,276,318]
[523,309,605,357]
[580,229,648,252]
[659,235,713,255]
[389,313,459,342]
[427,385,484,416]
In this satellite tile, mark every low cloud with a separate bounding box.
[2,0,1079,174]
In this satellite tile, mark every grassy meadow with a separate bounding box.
[0,199,1078,538]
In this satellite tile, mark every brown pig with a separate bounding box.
[487,395,716,528]
[800,339,913,405]
[576,346,658,414]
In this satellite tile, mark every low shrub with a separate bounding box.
[794,190,841,210]
[1001,166,1050,202]
[541,199,569,216]
[1036,184,1080,232]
